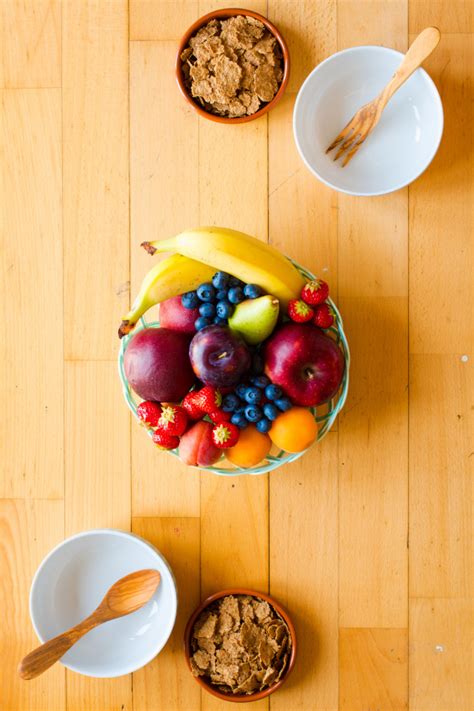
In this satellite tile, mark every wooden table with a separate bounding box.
[1,2,472,710]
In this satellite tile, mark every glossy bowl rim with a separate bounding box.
[29,528,178,678]
[176,7,290,124]
[183,588,297,702]
[293,44,444,196]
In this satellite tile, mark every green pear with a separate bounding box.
[228,295,280,345]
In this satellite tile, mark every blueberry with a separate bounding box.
[251,353,264,374]
[256,417,272,433]
[213,316,227,325]
[222,394,241,412]
[250,375,270,389]
[194,316,211,331]
[216,289,228,301]
[212,271,230,289]
[275,397,292,412]
[264,384,283,401]
[263,403,278,421]
[244,387,262,405]
[229,276,243,288]
[228,286,244,304]
[244,405,263,422]
[216,300,234,319]
[235,384,248,400]
[243,284,262,299]
[231,412,248,429]
[196,282,216,302]
[181,291,199,309]
[199,302,216,318]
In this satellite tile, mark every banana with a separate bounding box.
[118,254,215,338]
[142,226,305,308]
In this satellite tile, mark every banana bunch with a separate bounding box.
[118,254,215,338]
[142,227,305,308]
[120,227,305,338]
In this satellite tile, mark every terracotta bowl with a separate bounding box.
[184,588,297,703]
[176,8,290,124]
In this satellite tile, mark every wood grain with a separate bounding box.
[62,0,129,360]
[0,0,61,88]
[339,628,408,711]
[0,499,65,710]
[1,88,63,500]
[132,517,201,711]
[130,1,199,40]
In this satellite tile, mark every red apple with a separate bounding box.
[178,420,221,467]
[159,295,198,335]
[264,322,345,406]
[124,327,195,402]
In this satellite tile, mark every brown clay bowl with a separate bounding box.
[176,8,290,124]
[183,588,297,703]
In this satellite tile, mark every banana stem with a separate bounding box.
[141,237,176,255]
[141,242,157,255]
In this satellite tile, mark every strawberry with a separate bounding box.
[152,430,179,450]
[156,404,188,436]
[301,279,329,305]
[194,385,222,414]
[137,401,161,427]
[211,422,240,449]
[209,408,232,425]
[287,299,314,323]
[313,303,335,329]
[182,391,203,420]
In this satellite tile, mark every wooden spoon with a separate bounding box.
[18,568,161,680]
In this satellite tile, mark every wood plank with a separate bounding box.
[339,628,408,711]
[0,499,65,711]
[64,362,131,709]
[269,0,337,92]
[409,33,473,355]
[65,361,131,535]
[62,0,129,360]
[129,40,201,517]
[409,355,472,598]
[409,598,472,711]
[0,1,61,88]
[337,1,409,634]
[1,88,63,499]
[132,517,201,711]
[130,1,199,40]
[269,435,339,711]
[409,1,474,34]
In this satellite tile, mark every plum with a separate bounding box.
[178,420,221,467]
[124,327,195,402]
[189,325,251,389]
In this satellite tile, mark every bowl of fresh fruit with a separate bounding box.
[118,227,349,475]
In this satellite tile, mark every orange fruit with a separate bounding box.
[269,407,318,453]
[226,425,272,468]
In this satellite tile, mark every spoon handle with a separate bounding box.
[380,27,441,107]
[18,614,100,680]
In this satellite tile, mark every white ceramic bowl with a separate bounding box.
[293,46,443,196]
[30,529,178,677]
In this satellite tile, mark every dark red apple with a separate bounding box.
[264,322,345,406]
[179,420,222,467]
[124,327,195,402]
[159,295,198,335]
[189,325,251,389]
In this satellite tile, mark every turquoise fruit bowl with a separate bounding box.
[118,261,350,476]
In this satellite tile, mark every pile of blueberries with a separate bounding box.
[182,271,263,331]
[222,371,292,433]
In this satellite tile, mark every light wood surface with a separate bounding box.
[1,1,472,710]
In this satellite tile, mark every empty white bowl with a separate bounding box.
[29,529,178,677]
[293,46,443,196]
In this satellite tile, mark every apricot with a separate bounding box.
[269,407,318,453]
[226,425,272,468]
